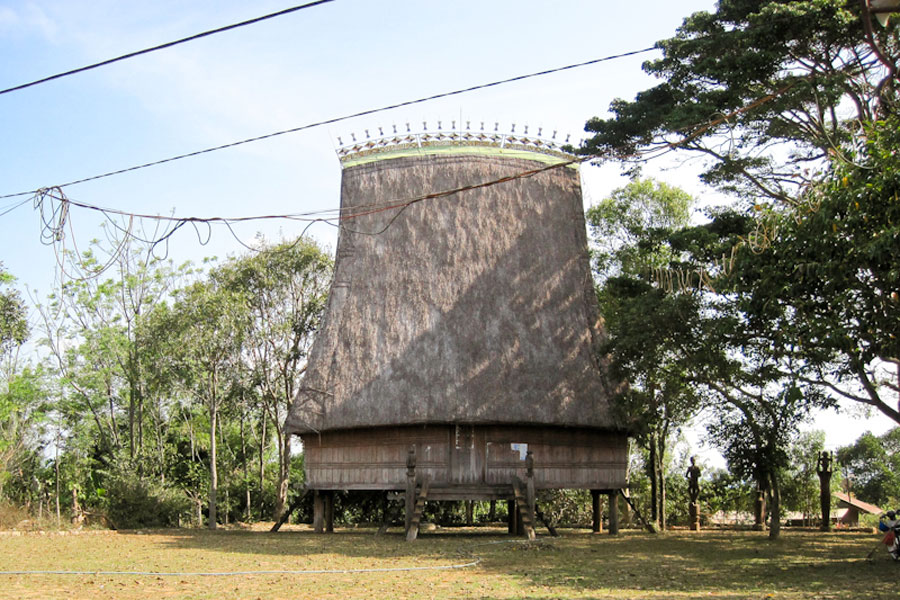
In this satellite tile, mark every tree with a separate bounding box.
[0,365,49,500]
[780,430,827,525]
[588,178,698,530]
[580,0,898,204]
[837,428,900,507]
[0,264,27,355]
[215,237,332,521]
[733,117,900,425]
[145,279,248,529]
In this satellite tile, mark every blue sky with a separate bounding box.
[0,0,890,457]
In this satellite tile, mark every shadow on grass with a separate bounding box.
[121,527,896,599]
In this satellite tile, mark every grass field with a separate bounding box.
[0,525,896,599]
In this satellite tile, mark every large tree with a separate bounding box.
[732,117,900,425]
[580,0,899,203]
[581,1,900,429]
[589,178,698,530]
[145,279,248,529]
[837,428,900,507]
[214,237,332,521]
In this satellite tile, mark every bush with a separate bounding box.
[104,473,192,529]
[0,501,30,529]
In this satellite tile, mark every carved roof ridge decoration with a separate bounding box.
[335,121,578,167]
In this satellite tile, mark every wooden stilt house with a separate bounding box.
[284,127,628,538]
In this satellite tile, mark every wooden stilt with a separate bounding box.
[507,499,517,535]
[608,490,619,536]
[325,491,334,533]
[591,489,603,533]
[313,490,325,534]
[405,447,416,533]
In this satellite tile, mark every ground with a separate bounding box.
[0,525,895,599]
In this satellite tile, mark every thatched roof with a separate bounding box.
[285,145,621,435]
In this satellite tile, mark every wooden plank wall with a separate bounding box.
[302,425,627,491]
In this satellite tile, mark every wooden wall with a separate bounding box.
[302,425,627,492]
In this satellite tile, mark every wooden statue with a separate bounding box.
[817,450,833,531]
[686,456,701,531]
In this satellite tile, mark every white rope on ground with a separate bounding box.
[0,536,546,577]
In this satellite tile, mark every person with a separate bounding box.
[879,510,900,560]
[686,456,701,504]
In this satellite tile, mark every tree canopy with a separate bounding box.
[581,0,899,203]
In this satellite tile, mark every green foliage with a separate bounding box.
[586,178,692,280]
[837,428,900,507]
[104,471,192,529]
[589,178,698,529]
[536,489,592,527]
[733,116,900,424]
[0,264,27,353]
[581,0,896,202]
[780,430,827,518]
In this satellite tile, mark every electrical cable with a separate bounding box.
[0,1,336,97]
[0,47,655,201]
[18,80,796,284]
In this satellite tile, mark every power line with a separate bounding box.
[0,47,655,201]
[0,0,336,97]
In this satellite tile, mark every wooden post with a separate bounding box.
[405,446,416,534]
[325,491,334,533]
[507,499,517,535]
[591,489,603,533]
[525,450,536,523]
[313,490,325,534]
[608,490,619,535]
[465,500,474,526]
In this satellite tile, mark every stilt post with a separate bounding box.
[325,490,335,533]
[405,446,416,534]
[313,490,325,534]
[608,490,619,535]
[591,489,603,533]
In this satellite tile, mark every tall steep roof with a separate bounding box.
[285,146,621,434]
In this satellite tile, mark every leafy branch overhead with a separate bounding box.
[580,0,900,203]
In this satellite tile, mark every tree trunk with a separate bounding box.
[648,434,659,526]
[769,474,781,539]
[208,398,218,530]
[258,414,267,518]
[54,434,61,528]
[274,429,290,522]
[240,413,251,522]
[658,438,667,530]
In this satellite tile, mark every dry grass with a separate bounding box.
[0,525,896,599]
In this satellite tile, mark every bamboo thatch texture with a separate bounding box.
[285,151,620,435]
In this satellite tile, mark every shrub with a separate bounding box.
[104,473,191,529]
